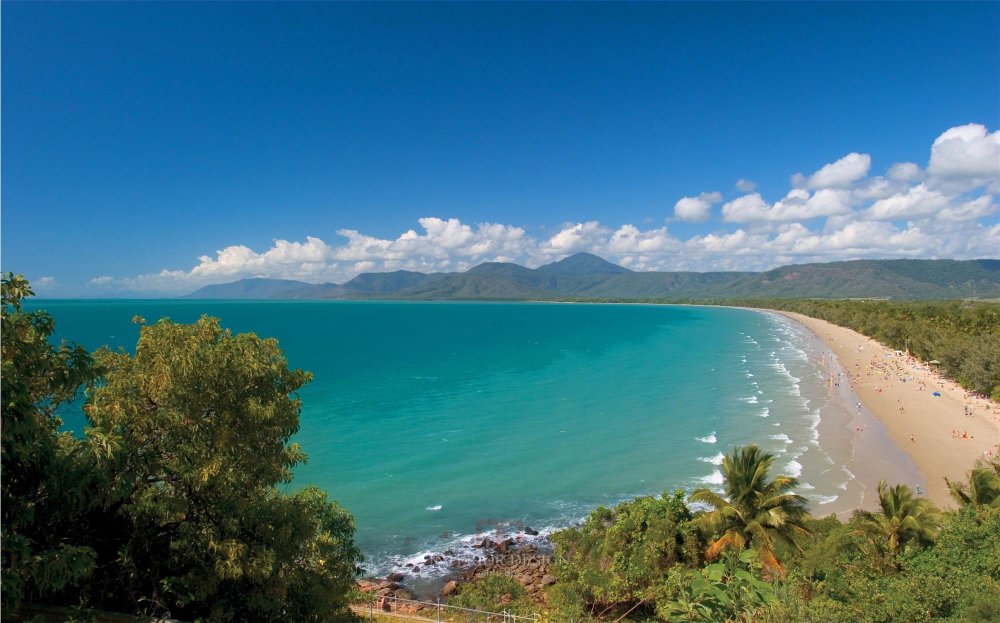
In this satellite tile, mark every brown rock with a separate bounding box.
[541,574,557,587]
[443,580,459,596]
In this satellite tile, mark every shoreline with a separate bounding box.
[772,310,1000,509]
[357,303,1000,600]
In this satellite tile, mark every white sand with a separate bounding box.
[777,311,1000,508]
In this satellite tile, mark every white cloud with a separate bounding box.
[863,184,950,220]
[541,221,609,255]
[736,178,757,192]
[722,189,851,223]
[927,123,1000,189]
[807,152,872,189]
[34,276,56,289]
[888,162,922,182]
[79,123,1000,296]
[674,191,722,222]
[721,193,770,222]
[607,225,678,254]
[937,195,998,222]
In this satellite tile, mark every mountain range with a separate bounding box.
[184,253,1000,301]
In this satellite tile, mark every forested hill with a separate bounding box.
[183,254,1000,301]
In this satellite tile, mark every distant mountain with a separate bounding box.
[722,259,1000,299]
[183,278,311,299]
[183,254,1000,301]
[535,252,631,276]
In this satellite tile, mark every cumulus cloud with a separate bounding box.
[937,196,998,222]
[927,123,1000,190]
[722,189,851,223]
[674,191,722,222]
[541,221,609,255]
[82,122,999,296]
[735,178,757,192]
[863,184,951,220]
[888,162,922,182]
[807,152,872,189]
[608,225,678,254]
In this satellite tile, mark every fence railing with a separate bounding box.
[358,595,539,623]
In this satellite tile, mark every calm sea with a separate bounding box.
[32,300,853,581]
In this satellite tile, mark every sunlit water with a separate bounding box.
[35,300,851,582]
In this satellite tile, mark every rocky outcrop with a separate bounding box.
[459,542,555,603]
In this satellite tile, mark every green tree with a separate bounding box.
[548,490,703,618]
[1,273,106,612]
[656,550,779,623]
[863,480,942,556]
[689,445,810,576]
[944,456,1000,507]
[81,315,362,621]
[449,574,534,616]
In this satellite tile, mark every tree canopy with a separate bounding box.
[689,445,811,575]
[1,275,361,621]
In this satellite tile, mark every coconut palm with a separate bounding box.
[944,456,1000,507]
[873,480,942,554]
[690,444,811,576]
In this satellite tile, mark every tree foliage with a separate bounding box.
[449,574,535,616]
[859,480,943,557]
[1,273,103,610]
[543,445,995,622]
[656,550,779,623]
[548,490,703,619]
[690,445,810,576]
[945,456,1000,508]
[1,277,361,621]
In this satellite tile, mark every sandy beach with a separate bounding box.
[776,311,1000,509]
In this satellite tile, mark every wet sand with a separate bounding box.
[776,311,1000,509]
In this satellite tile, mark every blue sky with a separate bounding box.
[3,2,998,296]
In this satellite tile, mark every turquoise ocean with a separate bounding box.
[35,300,856,586]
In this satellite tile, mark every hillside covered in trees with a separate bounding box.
[184,254,1000,301]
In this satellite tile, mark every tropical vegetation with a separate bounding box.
[540,447,1000,623]
[1,274,361,621]
[689,445,810,576]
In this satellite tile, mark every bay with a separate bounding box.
[32,299,851,580]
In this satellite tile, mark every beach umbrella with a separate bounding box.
[932,391,941,397]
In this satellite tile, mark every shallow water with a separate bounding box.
[35,300,855,580]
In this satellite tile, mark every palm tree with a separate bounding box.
[944,456,1000,507]
[872,480,942,554]
[690,444,811,576]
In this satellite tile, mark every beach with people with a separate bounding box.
[776,310,1000,508]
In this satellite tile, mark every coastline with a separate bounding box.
[359,303,1000,600]
[772,310,1000,509]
